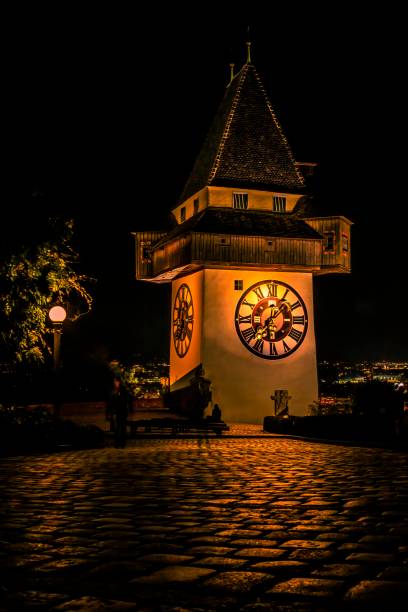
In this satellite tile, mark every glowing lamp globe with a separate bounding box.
[49,305,67,323]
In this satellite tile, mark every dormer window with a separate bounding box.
[233,192,248,210]
[273,196,286,212]
[180,207,186,223]
[193,198,199,215]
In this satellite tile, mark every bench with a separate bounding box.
[128,418,229,436]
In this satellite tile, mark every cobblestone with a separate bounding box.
[131,564,216,584]
[1,437,408,610]
[268,577,344,598]
[203,570,273,593]
[344,579,408,607]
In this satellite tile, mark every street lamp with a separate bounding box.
[49,305,67,371]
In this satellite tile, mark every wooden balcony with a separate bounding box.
[134,216,351,282]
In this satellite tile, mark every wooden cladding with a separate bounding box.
[148,233,323,277]
[152,235,192,275]
[135,216,351,280]
[191,234,322,267]
[305,217,352,273]
[134,231,167,279]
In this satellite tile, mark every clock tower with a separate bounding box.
[133,50,352,423]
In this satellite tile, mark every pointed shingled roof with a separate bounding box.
[179,62,305,204]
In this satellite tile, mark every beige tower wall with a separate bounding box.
[201,269,318,423]
[169,271,203,389]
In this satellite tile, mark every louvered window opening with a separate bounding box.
[233,193,248,209]
[324,231,335,252]
[342,234,349,252]
[273,196,286,212]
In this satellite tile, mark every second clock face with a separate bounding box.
[172,283,194,358]
[235,280,308,359]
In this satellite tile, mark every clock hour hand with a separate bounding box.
[260,316,277,341]
[255,325,267,340]
[268,320,277,340]
[271,301,289,318]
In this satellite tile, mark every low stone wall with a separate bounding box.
[26,398,167,432]
[263,414,408,448]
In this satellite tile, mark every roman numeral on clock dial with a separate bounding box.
[266,283,278,297]
[288,328,302,342]
[252,286,265,300]
[242,327,255,342]
[238,314,252,324]
[282,339,291,353]
[243,299,255,310]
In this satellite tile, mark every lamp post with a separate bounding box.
[49,305,67,370]
[49,305,67,416]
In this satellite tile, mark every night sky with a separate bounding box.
[6,11,407,364]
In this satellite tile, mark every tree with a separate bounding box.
[0,218,92,367]
[352,380,404,418]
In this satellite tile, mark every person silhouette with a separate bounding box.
[106,376,131,448]
[212,403,222,422]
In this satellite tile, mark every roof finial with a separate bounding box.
[229,63,235,85]
[246,41,252,64]
[246,26,252,64]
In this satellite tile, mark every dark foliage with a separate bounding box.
[264,413,408,449]
[0,405,105,457]
[351,379,404,418]
[0,218,92,367]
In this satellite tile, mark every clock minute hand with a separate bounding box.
[271,302,289,318]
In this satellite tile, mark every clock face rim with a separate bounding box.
[172,283,194,358]
[234,279,308,360]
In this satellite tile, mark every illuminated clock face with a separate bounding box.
[235,280,308,359]
[172,283,194,358]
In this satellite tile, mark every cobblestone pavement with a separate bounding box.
[1,438,408,611]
